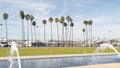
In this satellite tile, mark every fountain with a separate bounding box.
[89,43,120,65]
[8,41,21,68]
[93,43,120,57]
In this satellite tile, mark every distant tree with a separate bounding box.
[55,18,60,47]
[25,14,30,42]
[82,28,86,45]
[70,22,74,46]
[82,28,86,54]
[42,19,47,44]
[49,17,53,45]
[19,11,25,46]
[29,15,34,43]
[64,23,67,45]
[83,20,89,46]
[3,13,9,44]
[88,20,93,46]
[32,21,37,46]
[60,16,65,47]
[66,16,71,46]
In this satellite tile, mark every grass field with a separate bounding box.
[0,47,120,57]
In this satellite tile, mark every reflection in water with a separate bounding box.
[0,55,120,68]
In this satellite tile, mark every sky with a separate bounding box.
[0,0,120,41]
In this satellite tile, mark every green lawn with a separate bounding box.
[0,47,120,57]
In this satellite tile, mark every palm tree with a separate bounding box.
[82,28,86,54]
[25,14,30,42]
[70,22,74,46]
[42,19,47,46]
[83,20,89,46]
[19,11,25,46]
[60,16,65,47]
[55,18,60,47]
[30,15,34,44]
[49,17,53,46]
[82,28,86,45]
[88,20,93,46]
[3,13,9,44]
[66,16,71,45]
[69,18,73,46]
[32,21,37,46]
[64,23,67,45]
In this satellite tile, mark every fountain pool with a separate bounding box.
[0,54,120,68]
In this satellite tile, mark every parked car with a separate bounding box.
[0,42,10,47]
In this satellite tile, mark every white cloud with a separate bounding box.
[93,15,120,25]
[0,0,55,15]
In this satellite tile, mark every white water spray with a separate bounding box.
[94,43,120,57]
[9,41,21,68]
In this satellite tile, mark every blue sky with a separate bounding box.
[0,0,120,41]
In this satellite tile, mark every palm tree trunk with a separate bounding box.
[67,22,70,46]
[89,28,90,47]
[34,26,37,47]
[69,27,72,47]
[91,26,92,46]
[65,27,67,46]
[83,32,86,54]
[27,20,29,47]
[22,19,25,46]
[85,25,88,47]
[27,20,29,42]
[51,23,53,46]
[0,25,2,40]
[83,32,85,45]
[36,27,39,47]
[72,27,73,46]
[23,21,25,44]
[44,25,46,46]
[62,24,64,47]
[5,20,8,44]
[31,21,33,44]
[57,23,59,47]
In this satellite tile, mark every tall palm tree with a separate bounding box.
[30,15,34,44]
[20,11,25,46]
[83,20,89,46]
[64,23,67,45]
[60,16,65,47]
[69,18,73,46]
[66,16,71,46]
[82,28,86,54]
[88,20,93,46]
[49,17,53,46]
[36,26,39,41]
[3,13,9,44]
[32,21,37,46]
[55,18,60,47]
[70,22,74,46]
[82,28,86,45]
[25,14,30,42]
[42,19,47,46]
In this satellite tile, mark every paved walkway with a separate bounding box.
[65,63,120,68]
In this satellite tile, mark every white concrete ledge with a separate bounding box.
[65,63,120,68]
